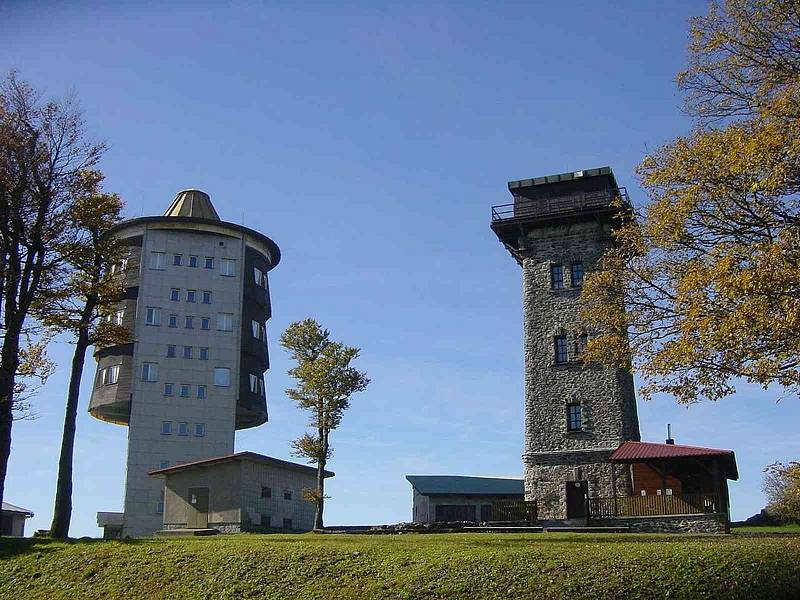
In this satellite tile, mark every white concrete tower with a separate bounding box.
[90,190,280,537]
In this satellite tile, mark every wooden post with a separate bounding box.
[611,463,618,517]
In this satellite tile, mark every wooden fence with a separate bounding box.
[588,493,721,518]
[490,499,538,522]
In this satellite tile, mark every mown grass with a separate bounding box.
[731,523,800,534]
[1,532,798,600]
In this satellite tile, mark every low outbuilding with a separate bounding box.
[1,502,34,537]
[406,475,526,523]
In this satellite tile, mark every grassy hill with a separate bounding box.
[1,531,799,599]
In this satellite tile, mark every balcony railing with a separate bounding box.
[588,493,721,519]
[491,187,629,222]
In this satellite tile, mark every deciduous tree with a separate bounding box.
[281,319,369,529]
[763,462,800,522]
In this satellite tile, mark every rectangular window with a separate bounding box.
[161,421,172,435]
[262,514,271,528]
[571,261,584,287]
[185,316,194,329]
[551,264,564,290]
[554,335,568,364]
[567,403,582,431]
[173,254,182,266]
[217,313,233,331]
[249,373,265,397]
[142,362,158,382]
[145,306,162,326]
[166,344,176,358]
[283,518,292,530]
[186,289,196,303]
[170,288,180,301]
[202,291,212,304]
[197,385,207,399]
[180,384,190,397]
[101,365,120,385]
[575,333,588,356]
[283,490,292,501]
[183,346,193,359]
[261,486,272,499]
[189,255,198,268]
[150,251,166,270]
[164,383,174,396]
[214,367,231,387]
[156,501,164,514]
[204,257,214,269]
[178,422,188,436]
[253,266,267,287]
[220,258,236,277]
[194,423,205,437]
[201,317,210,330]
[251,320,262,340]
[169,314,178,328]
[199,347,209,360]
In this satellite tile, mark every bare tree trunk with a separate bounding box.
[49,328,90,538]
[314,428,328,530]
[0,323,21,512]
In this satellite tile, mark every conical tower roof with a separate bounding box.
[163,189,220,220]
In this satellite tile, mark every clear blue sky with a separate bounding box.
[1,1,796,536]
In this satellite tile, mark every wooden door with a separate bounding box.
[566,481,588,519]
[187,487,209,528]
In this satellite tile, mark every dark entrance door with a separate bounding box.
[566,481,588,519]
[187,487,209,528]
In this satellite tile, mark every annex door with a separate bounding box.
[187,487,209,529]
[565,481,588,519]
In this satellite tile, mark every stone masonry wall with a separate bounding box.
[594,513,729,534]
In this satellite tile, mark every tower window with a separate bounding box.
[169,314,178,328]
[183,346,193,359]
[261,486,272,499]
[575,333,588,356]
[251,320,264,341]
[220,259,236,277]
[567,403,583,431]
[166,344,176,358]
[194,423,205,437]
[186,289,196,303]
[202,291,212,304]
[189,255,198,268]
[101,365,120,385]
[161,421,172,435]
[170,288,180,301]
[150,251,166,270]
[214,367,231,387]
[283,490,292,501]
[173,254,182,266]
[199,347,209,360]
[217,312,233,331]
[197,385,207,399]
[185,316,194,329]
[249,373,265,396]
[204,257,214,269]
[551,264,564,290]
[180,384,190,397]
[201,317,210,330]
[142,362,158,382]
[164,383,174,396]
[554,335,569,364]
[571,261,584,287]
[145,307,162,326]
[178,422,189,436]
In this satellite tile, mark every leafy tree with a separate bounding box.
[763,462,800,522]
[39,189,128,539]
[579,0,800,403]
[0,72,105,509]
[281,319,369,529]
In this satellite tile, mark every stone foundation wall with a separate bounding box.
[593,513,729,533]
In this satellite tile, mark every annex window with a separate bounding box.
[169,314,178,328]
[183,346,193,359]
[145,306,162,326]
[199,347,209,360]
[204,257,214,269]
[173,254,183,266]
[164,383,174,396]
[571,261,584,287]
[195,423,205,437]
[217,312,233,331]
[189,255,199,268]
[201,317,210,330]
[161,421,172,435]
[186,289,197,303]
[261,486,272,499]
[156,501,164,514]
[178,422,189,436]
[202,291,212,304]
[170,288,180,301]
[220,259,236,277]
[554,335,568,364]
[180,384,190,398]
[550,264,564,290]
[142,362,158,382]
[214,367,231,387]
[567,403,583,431]
[150,251,166,270]
[185,316,194,329]
[283,490,292,501]
[166,344,176,358]
[197,385,207,399]
[101,365,120,385]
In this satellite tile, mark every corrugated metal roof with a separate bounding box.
[148,452,334,478]
[2,502,33,516]
[163,189,221,220]
[611,441,738,479]
[406,475,524,496]
[507,166,617,190]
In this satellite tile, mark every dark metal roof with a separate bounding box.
[164,189,221,220]
[406,475,524,496]
[148,452,334,478]
[1,502,33,517]
[611,441,739,480]
[507,166,618,191]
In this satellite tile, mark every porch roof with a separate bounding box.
[611,441,738,480]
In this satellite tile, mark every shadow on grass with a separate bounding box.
[0,535,159,559]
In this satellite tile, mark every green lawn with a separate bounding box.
[731,523,800,534]
[1,532,799,600]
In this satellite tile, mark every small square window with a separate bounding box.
[217,313,233,331]
[185,316,194,329]
[199,347,209,360]
[567,403,582,431]
[202,291,212,304]
[201,317,210,330]
[145,307,162,326]
[173,254,182,266]
[164,383,174,396]
[180,384,190,397]
[214,367,231,387]
[197,385,207,399]
[178,422,188,436]
[551,264,564,290]
[170,288,180,301]
[169,314,178,328]
[261,486,272,499]
[187,290,196,303]
[283,490,292,501]
[571,261,584,287]
[554,335,568,364]
[194,423,205,437]
[220,259,236,277]
[189,255,198,268]
[204,257,214,269]
[161,421,172,435]
[166,344,176,358]
[183,346,193,359]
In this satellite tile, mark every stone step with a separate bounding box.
[463,526,544,533]
[544,526,631,533]
[156,528,220,537]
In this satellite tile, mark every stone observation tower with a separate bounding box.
[490,167,640,521]
[89,190,280,537]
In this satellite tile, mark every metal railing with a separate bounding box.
[588,493,721,518]
[489,499,538,522]
[491,187,629,222]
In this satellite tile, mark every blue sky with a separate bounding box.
[1,1,796,536]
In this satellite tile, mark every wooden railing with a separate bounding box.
[490,499,538,522]
[588,493,721,518]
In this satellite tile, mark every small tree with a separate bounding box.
[763,462,800,522]
[38,188,128,538]
[280,319,369,529]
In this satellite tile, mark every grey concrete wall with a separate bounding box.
[162,462,242,529]
[239,459,319,532]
